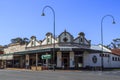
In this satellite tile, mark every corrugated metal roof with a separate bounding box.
[111,49,120,56]
[91,45,111,52]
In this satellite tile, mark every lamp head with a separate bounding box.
[41,12,45,16]
[113,21,115,24]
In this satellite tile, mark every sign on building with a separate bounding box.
[60,48,72,51]
[41,54,51,59]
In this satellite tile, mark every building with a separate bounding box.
[0,30,120,70]
[89,45,120,69]
[0,45,4,68]
[0,45,4,54]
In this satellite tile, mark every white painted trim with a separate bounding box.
[57,52,62,67]
[70,52,75,68]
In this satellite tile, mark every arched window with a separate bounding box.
[80,38,83,42]
[63,37,68,42]
[92,55,97,63]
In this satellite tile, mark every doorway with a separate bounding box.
[74,51,83,69]
[75,56,83,69]
[62,57,69,69]
[62,52,69,69]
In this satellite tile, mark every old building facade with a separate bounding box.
[0,30,120,70]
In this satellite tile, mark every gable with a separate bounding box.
[41,35,57,45]
[27,37,40,47]
[58,30,73,43]
[74,36,90,45]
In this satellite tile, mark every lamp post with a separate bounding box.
[41,6,56,71]
[101,15,115,71]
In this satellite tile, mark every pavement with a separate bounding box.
[5,68,120,72]
[0,68,120,80]
[6,68,82,72]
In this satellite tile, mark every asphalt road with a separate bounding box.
[0,69,120,80]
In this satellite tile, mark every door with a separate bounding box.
[62,52,69,69]
[75,56,83,69]
[62,57,69,69]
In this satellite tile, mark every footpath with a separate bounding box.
[5,68,83,72]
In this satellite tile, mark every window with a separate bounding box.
[118,57,120,61]
[100,54,102,57]
[47,38,50,42]
[63,37,68,42]
[80,38,83,42]
[115,57,117,61]
[31,41,35,46]
[104,54,109,57]
[100,54,104,57]
[92,55,97,63]
[112,57,114,61]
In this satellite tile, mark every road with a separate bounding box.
[0,69,120,80]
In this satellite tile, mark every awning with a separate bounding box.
[0,54,13,60]
[13,48,52,55]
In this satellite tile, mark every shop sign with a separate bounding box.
[75,54,83,56]
[60,48,72,51]
[41,54,51,59]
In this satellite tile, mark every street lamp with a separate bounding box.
[41,6,56,71]
[101,15,115,71]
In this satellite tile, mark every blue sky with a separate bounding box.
[0,0,120,45]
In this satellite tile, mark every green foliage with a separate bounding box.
[107,38,120,49]
[11,37,29,45]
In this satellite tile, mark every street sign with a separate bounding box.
[41,54,51,59]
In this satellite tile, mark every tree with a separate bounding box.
[107,38,120,49]
[22,37,29,44]
[11,37,22,44]
[11,37,29,45]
